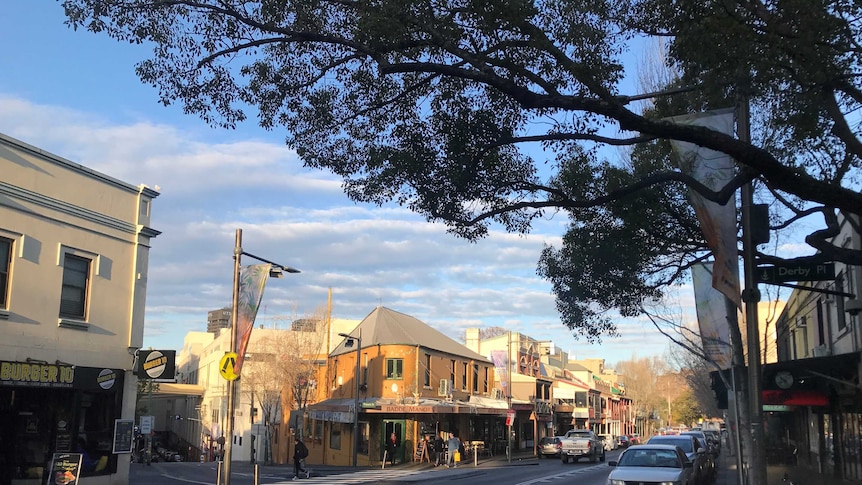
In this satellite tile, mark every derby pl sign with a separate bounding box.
[757,262,835,284]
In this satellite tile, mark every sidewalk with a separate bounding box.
[717,451,856,485]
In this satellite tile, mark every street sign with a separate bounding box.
[757,262,835,283]
[219,352,239,381]
[506,409,515,426]
[140,415,154,435]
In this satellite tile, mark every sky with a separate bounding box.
[0,2,702,366]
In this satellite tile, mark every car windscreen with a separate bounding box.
[618,448,681,468]
[648,436,693,453]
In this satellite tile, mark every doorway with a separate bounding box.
[381,420,405,464]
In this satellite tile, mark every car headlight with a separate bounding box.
[658,482,681,485]
[607,480,626,485]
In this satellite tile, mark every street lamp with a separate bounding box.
[223,228,300,485]
[338,331,362,468]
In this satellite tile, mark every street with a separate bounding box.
[130,449,624,485]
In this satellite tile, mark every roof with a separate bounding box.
[330,306,488,362]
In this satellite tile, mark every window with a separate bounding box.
[483,367,489,393]
[386,358,403,379]
[575,392,587,408]
[362,354,368,384]
[0,237,10,309]
[359,422,369,455]
[424,354,432,387]
[461,362,468,390]
[330,423,342,450]
[473,364,479,392]
[450,360,456,389]
[60,254,90,320]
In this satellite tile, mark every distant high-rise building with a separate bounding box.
[207,307,232,333]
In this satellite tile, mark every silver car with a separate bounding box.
[607,444,695,485]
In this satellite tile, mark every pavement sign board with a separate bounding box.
[757,262,835,284]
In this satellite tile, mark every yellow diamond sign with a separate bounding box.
[219,352,239,381]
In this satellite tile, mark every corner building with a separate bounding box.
[0,133,159,484]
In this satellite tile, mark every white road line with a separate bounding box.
[513,464,605,485]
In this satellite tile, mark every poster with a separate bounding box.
[46,453,82,485]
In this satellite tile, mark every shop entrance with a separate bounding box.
[381,420,405,464]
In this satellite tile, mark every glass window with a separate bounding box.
[424,354,431,387]
[473,364,479,392]
[386,359,403,379]
[330,423,342,450]
[450,360,456,388]
[0,237,10,309]
[483,367,489,393]
[359,421,369,455]
[575,392,587,408]
[461,362,468,390]
[60,254,90,319]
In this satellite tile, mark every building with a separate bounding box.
[207,307,232,333]
[307,307,505,467]
[465,330,554,453]
[171,315,361,465]
[0,133,159,484]
[766,214,862,483]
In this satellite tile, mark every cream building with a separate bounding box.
[0,133,159,483]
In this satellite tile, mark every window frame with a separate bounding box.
[0,236,11,311]
[423,353,432,387]
[385,358,403,380]
[60,253,91,321]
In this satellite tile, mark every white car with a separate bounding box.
[598,434,617,451]
[607,444,695,485]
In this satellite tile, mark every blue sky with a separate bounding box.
[0,2,711,365]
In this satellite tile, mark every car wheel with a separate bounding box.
[561,456,568,464]
[590,451,597,463]
[600,451,606,463]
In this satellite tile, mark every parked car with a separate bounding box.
[538,436,562,458]
[607,444,695,485]
[647,434,714,485]
[598,434,617,451]
[627,434,642,445]
[682,430,719,458]
[617,435,631,448]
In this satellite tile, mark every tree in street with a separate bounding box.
[60,0,862,341]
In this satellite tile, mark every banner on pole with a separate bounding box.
[692,262,734,369]
[670,110,741,308]
[234,263,272,375]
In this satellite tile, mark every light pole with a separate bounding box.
[223,228,300,485]
[338,331,362,468]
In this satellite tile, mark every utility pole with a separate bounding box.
[739,94,767,485]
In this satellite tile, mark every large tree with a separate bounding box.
[60,0,862,339]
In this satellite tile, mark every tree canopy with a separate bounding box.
[62,0,862,340]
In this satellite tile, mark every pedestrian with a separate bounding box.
[447,432,460,468]
[434,431,446,467]
[293,438,309,480]
[386,432,399,465]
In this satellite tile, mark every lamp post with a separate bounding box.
[223,228,300,485]
[338,331,362,468]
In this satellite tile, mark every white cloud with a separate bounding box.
[0,95,677,365]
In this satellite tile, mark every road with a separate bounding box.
[130,449,623,485]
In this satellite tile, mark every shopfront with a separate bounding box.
[0,360,125,485]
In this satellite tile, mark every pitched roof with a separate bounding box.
[330,306,488,362]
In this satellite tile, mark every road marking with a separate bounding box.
[270,467,435,484]
[513,464,605,485]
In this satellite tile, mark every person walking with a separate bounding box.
[293,438,309,480]
[385,432,399,465]
[434,431,446,467]
[447,432,460,468]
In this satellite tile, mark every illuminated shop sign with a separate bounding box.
[0,361,124,391]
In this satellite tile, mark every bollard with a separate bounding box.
[474,444,478,467]
[254,463,259,485]
[382,450,387,469]
[216,460,222,485]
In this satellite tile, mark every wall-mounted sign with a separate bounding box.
[134,350,176,380]
[0,361,74,388]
